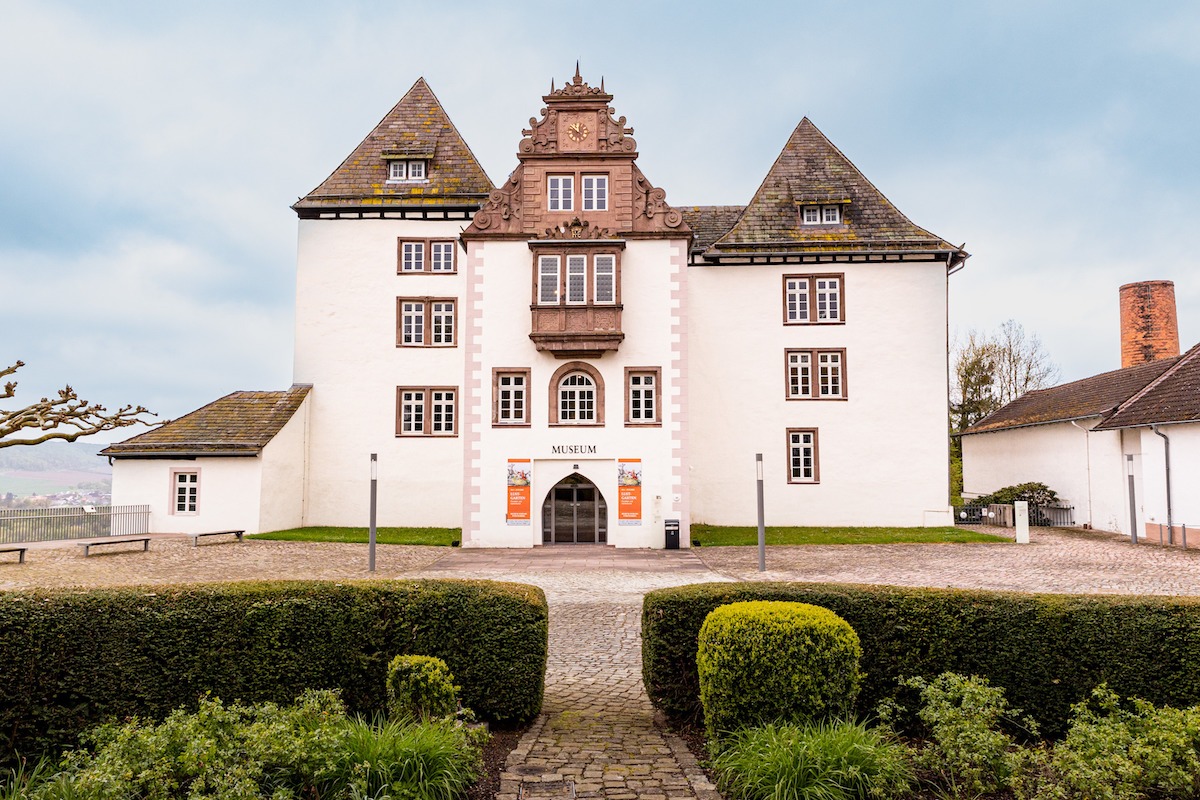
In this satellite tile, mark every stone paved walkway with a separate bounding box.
[421,548,724,800]
[10,528,1200,799]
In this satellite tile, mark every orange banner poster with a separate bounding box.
[618,458,642,525]
[507,459,531,525]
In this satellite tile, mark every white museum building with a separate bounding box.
[105,70,968,546]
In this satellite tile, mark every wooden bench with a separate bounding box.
[186,530,245,547]
[79,536,151,556]
[0,546,27,564]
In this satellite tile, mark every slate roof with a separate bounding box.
[963,357,1183,435]
[1095,342,1200,429]
[679,206,745,253]
[703,118,965,262]
[101,386,311,457]
[293,78,493,212]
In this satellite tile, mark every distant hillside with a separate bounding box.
[0,441,110,473]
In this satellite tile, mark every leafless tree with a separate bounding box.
[0,360,159,448]
[951,320,1060,432]
[990,319,1061,405]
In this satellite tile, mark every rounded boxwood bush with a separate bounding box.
[697,601,862,743]
[387,654,460,720]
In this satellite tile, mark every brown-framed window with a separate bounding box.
[783,274,844,324]
[548,175,574,211]
[171,469,199,515]
[398,239,457,273]
[397,298,456,347]
[787,428,819,483]
[625,367,662,425]
[535,251,621,306]
[396,387,458,436]
[492,368,531,426]
[582,174,608,211]
[785,349,847,399]
[548,361,605,426]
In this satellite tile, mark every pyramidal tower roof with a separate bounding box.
[709,118,964,263]
[294,78,493,214]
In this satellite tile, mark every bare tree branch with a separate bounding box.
[1,360,23,400]
[0,360,161,448]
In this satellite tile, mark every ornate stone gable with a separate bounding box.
[463,68,688,241]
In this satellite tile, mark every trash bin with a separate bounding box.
[665,519,680,550]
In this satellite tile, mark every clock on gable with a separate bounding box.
[559,114,595,151]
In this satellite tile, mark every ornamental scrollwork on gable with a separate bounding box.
[519,108,558,155]
[632,172,684,231]
[470,172,523,233]
[601,107,636,153]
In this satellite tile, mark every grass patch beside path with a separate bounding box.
[250,526,461,546]
[690,524,1007,546]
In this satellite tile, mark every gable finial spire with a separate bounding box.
[550,77,555,92]
[600,76,605,92]
[574,60,582,84]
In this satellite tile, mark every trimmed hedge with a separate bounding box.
[698,601,861,741]
[0,579,547,760]
[643,582,1200,736]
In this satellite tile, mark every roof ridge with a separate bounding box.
[1103,342,1200,422]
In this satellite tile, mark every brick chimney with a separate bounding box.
[1120,280,1180,368]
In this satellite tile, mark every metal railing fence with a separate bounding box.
[953,503,1075,528]
[0,505,151,543]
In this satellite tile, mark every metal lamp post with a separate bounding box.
[369,453,378,572]
[756,453,765,572]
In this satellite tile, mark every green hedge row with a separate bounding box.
[642,582,1200,736]
[0,579,547,760]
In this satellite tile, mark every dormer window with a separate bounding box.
[801,204,842,225]
[388,160,428,182]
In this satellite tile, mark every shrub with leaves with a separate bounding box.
[1030,685,1200,800]
[697,601,861,746]
[0,690,484,800]
[711,720,913,800]
[387,655,460,721]
[894,672,1036,799]
[971,482,1059,507]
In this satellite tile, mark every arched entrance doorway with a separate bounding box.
[542,473,608,544]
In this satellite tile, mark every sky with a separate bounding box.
[2,0,1198,441]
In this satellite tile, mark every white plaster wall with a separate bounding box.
[258,393,311,533]
[961,419,1128,533]
[464,238,687,548]
[1134,424,1200,536]
[687,260,952,527]
[111,457,263,534]
[294,218,465,527]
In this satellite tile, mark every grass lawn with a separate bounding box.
[689,524,1007,546]
[250,526,461,546]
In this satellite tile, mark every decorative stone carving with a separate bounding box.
[632,172,684,231]
[601,108,636,153]
[519,108,558,154]
[471,172,523,233]
[541,218,615,241]
[517,67,636,155]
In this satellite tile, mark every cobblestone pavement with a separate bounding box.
[10,528,1200,799]
[0,535,444,591]
[692,526,1200,595]
[417,548,725,800]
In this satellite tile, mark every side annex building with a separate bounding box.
[105,71,967,546]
